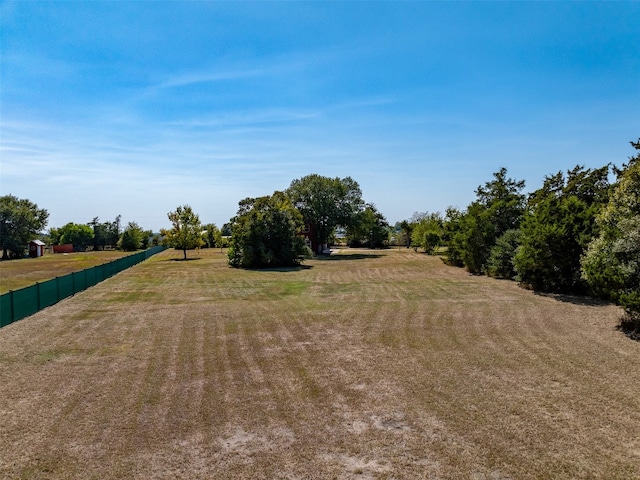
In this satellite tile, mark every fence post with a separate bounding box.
[10,290,15,325]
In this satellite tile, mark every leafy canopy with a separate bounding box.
[515,164,610,293]
[346,203,390,248]
[57,223,94,251]
[162,205,204,260]
[582,139,640,324]
[118,222,146,251]
[286,174,364,253]
[446,168,525,274]
[0,194,49,259]
[228,191,307,268]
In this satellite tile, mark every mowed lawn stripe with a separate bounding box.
[1,248,639,479]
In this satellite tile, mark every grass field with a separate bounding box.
[0,248,638,479]
[0,251,134,294]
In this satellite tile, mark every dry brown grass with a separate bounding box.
[0,248,638,479]
[0,251,133,294]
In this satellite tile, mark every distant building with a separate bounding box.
[29,240,46,258]
[298,223,317,253]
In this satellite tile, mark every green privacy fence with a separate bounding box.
[0,246,166,328]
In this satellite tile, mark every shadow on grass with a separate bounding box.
[534,291,640,342]
[314,253,383,261]
[167,257,203,262]
[236,264,313,273]
[617,314,640,342]
[533,291,611,307]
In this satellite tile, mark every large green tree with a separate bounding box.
[57,222,94,250]
[228,191,307,268]
[447,168,525,274]
[88,215,121,250]
[0,194,49,259]
[202,223,222,249]
[582,140,640,328]
[346,203,389,248]
[118,222,145,251]
[442,207,465,267]
[409,212,444,254]
[515,165,610,293]
[162,205,204,260]
[397,220,413,248]
[286,174,364,253]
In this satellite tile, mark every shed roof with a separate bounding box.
[30,240,46,246]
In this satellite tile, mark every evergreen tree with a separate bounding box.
[582,140,640,328]
[118,222,145,251]
[515,165,610,293]
[447,168,525,274]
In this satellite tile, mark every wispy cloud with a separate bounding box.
[2,2,638,231]
[150,51,325,91]
[157,67,273,89]
[161,108,322,129]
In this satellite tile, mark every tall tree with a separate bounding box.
[398,220,413,248]
[448,168,525,273]
[202,223,222,249]
[410,212,443,254]
[442,207,465,267]
[286,174,364,253]
[0,195,49,259]
[107,215,122,249]
[58,222,94,251]
[347,203,389,248]
[582,139,640,328]
[89,217,108,250]
[118,222,145,251]
[228,191,307,268]
[162,205,204,260]
[515,165,610,293]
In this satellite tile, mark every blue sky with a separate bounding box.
[1,1,639,231]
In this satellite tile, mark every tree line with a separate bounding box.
[0,206,160,258]
[2,140,637,331]
[398,139,639,332]
[161,174,389,267]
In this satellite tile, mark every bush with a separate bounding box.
[228,192,307,268]
[486,229,521,280]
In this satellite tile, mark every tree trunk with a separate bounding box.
[183,248,187,260]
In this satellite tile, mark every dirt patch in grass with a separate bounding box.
[1,248,639,479]
[0,251,134,293]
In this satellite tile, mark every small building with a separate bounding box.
[297,223,317,254]
[29,240,46,258]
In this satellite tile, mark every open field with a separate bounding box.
[0,251,137,294]
[1,248,639,479]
